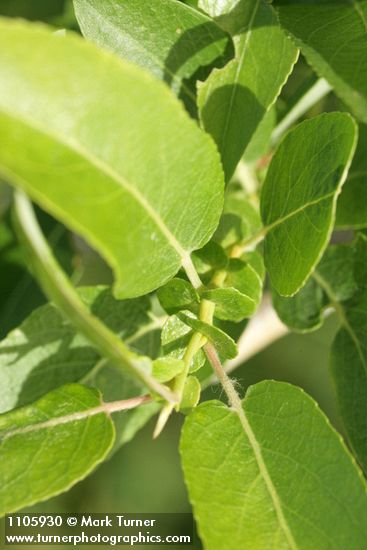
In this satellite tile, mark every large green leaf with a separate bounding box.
[0,384,115,515]
[275,0,367,123]
[181,380,367,550]
[336,124,367,229]
[198,0,298,180]
[74,0,233,111]
[261,113,357,296]
[0,19,224,299]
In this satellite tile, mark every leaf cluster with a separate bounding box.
[1,1,367,548]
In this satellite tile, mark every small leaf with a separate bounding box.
[198,0,298,180]
[273,278,325,333]
[214,190,261,248]
[0,19,224,299]
[152,357,185,383]
[74,0,233,111]
[202,252,264,322]
[226,256,263,304]
[177,312,237,359]
[181,380,367,549]
[191,241,228,275]
[161,312,206,373]
[275,0,367,123]
[202,287,255,321]
[179,376,201,413]
[261,113,357,296]
[0,384,115,515]
[157,278,199,314]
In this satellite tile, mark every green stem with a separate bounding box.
[271,78,332,144]
[153,298,214,438]
[181,254,203,290]
[13,190,176,404]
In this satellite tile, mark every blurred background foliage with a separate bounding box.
[0,1,350,549]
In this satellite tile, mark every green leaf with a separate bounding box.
[0,286,160,452]
[273,243,358,332]
[213,190,261,248]
[281,235,367,473]
[177,311,237,358]
[179,375,201,413]
[0,286,152,414]
[191,241,228,276]
[261,113,357,296]
[161,312,206,373]
[331,300,367,474]
[275,0,367,123]
[0,384,115,515]
[181,380,367,549]
[202,287,255,321]
[327,236,367,473]
[271,235,367,474]
[0,0,64,21]
[200,249,263,323]
[157,278,199,314]
[74,0,233,111]
[226,255,264,302]
[336,124,367,229]
[0,19,224,299]
[198,0,298,180]
[198,0,238,17]
[273,277,325,333]
[152,357,185,382]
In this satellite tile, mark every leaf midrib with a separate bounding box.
[0,107,191,264]
[234,402,298,549]
[265,191,335,233]
[219,0,260,153]
[0,396,147,441]
[0,405,108,441]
